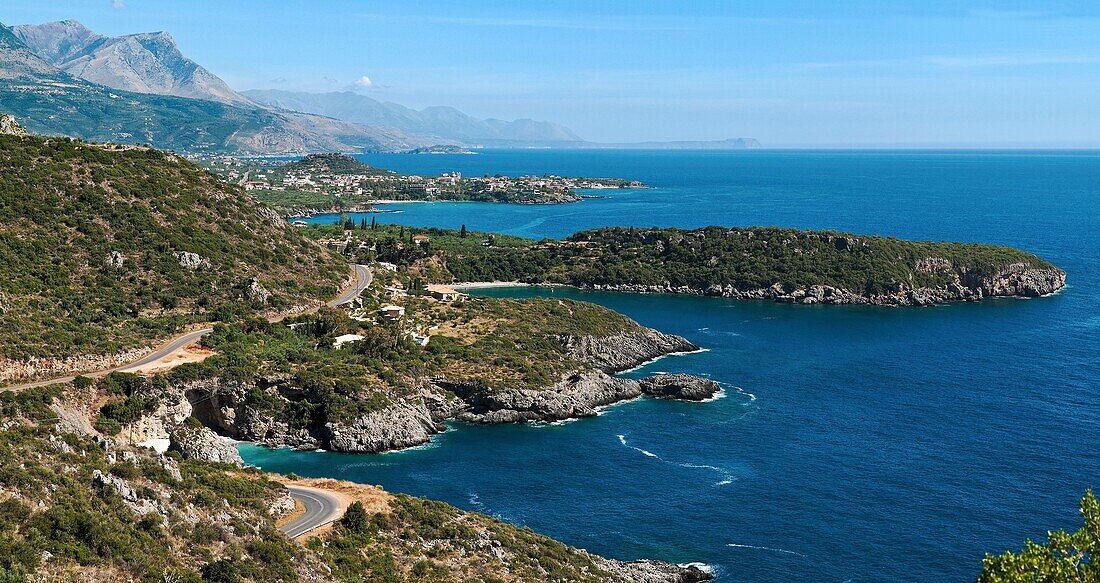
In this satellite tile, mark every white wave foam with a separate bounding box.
[467,491,485,508]
[680,562,715,575]
[532,417,581,428]
[699,387,727,403]
[727,543,806,557]
[618,435,734,484]
[734,386,757,402]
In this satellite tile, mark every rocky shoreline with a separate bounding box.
[159,327,716,457]
[583,263,1066,306]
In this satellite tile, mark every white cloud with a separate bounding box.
[354,75,373,89]
[111,0,126,9]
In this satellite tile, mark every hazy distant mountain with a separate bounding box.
[12,20,254,106]
[0,22,417,154]
[585,138,762,150]
[244,89,584,147]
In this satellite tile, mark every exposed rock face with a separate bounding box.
[168,422,243,466]
[0,291,9,315]
[175,251,210,270]
[590,263,1066,307]
[639,374,721,401]
[0,114,27,135]
[325,401,443,453]
[245,277,271,305]
[970,263,1066,298]
[267,490,296,519]
[103,250,125,269]
[444,370,643,424]
[600,559,713,583]
[564,329,698,372]
[92,469,161,516]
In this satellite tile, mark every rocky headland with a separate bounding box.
[158,326,715,457]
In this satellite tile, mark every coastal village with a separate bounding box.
[194,152,645,207]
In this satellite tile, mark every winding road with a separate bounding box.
[280,486,348,539]
[329,264,373,307]
[2,264,372,392]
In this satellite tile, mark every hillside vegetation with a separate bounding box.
[0,382,694,582]
[0,131,347,365]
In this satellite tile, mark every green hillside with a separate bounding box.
[0,131,347,363]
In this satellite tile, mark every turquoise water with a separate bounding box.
[251,150,1100,582]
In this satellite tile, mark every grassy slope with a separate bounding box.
[0,134,347,361]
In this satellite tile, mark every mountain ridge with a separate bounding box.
[13,20,254,106]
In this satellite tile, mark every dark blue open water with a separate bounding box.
[245,150,1100,582]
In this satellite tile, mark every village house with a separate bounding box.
[426,284,461,302]
[412,234,430,245]
[379,305,405,321]
[332,334,365,349]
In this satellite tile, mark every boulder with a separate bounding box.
[103,251,125,269]
[444,370,643,424]
[175,251,210,270]
[245,277,271,305]
[639,374,721,401]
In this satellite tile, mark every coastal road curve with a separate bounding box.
[328,263,372,308]
[1,264,372,392]
[281,486,348,539]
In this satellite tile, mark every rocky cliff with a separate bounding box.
[591,262,1066,307]
[563,329,699,371]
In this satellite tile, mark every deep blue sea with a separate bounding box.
[245,150,1100,582]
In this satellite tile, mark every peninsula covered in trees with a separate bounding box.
[310,223,1066,307]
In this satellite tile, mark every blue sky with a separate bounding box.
[3,1,1099,146]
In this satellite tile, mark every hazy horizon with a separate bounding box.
[3,0,1099,147]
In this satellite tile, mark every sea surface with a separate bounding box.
[245,149,1100,582]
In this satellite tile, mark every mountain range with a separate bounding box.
[243,89,583,147]
[0,19,758,153]
[0,21,413,154]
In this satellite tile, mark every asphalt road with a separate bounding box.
[329,263,372,307]
[280,486,347,539]
[2,264,372,392]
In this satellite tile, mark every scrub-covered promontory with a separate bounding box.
[153,281,711,454]
[0,122,348,382]
[326,223,1066,306]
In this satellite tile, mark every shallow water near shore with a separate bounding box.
[251,149,1100,582]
